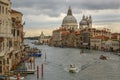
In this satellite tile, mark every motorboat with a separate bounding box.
[29,53,42,57]
[26,69,36,74]
[9,75,24,80]
[68,64,78,73]
[99,55,107,60]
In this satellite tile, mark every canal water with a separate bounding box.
[24,40,120,80]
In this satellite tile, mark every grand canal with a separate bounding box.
[24,40,120,80]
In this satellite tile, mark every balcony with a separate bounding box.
[0,33,6,37]
[0,50,6,57]
[0,47,14,57]
[0,33,13,38]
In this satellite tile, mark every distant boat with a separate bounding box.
[9,75,24,80]
[26,69,36,74]
[14,69,36,74]
[99,55,107,60]
[29,53,42,57]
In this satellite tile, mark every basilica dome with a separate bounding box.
[61,7,78,28]
[62,15,77,24]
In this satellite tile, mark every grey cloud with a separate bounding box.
[11,0,120,17]
[11,0,120,9]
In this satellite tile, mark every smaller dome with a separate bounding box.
[79,19,88,25]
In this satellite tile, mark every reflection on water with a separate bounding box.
[24,40,120,80]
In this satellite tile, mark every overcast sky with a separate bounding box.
[11,0,120,37]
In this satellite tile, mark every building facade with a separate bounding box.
[0,0,13,75]
[11,9,24,70]
[0,0,24,75]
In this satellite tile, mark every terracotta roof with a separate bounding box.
[92,35,109,40]
[53,28,69,32]
[111,36,117,40]
[61,31,70,35]
[11,9,23,15]
[112,33,120,35]
[75,31,80,35]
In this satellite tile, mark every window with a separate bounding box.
[0,43,2,52]
[0,5,1,14]
[9,41,12,48]
[12,29,15,36]
[7,58,9,64]
[0,66,2,73]
[6,8,7,14]
[17,30,19,36]
[2,6,4,14]
[0,61,2,64]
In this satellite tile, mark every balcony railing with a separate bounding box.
[0,33,13,38]
[0,47,14,57]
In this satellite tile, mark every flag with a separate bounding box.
[23,21,25,25]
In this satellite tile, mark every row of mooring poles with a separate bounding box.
[36,50,47,80]
[37,63,44,80]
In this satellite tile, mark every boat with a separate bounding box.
[29,53,42,57]
[68,64,78,73]
[26,69,36,74]
[9,75,24,80]
[99,55,107,60]
[14,69,36,74]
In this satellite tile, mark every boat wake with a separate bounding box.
[64,67,80,73]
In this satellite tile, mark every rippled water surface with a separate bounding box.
[24,40,120,80]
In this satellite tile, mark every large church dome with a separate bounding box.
[62,15,77,24]
[61,7,78,30]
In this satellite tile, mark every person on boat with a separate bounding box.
[70,64,73,68]
[70,64,76,68]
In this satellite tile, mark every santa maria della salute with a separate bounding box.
[48,6,94,48]
[61,7,92,31]
[46,6,119,50]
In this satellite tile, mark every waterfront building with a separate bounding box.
[80,27,111,49]
[90,35,109,50]
[11,9,24,70]
[50,27,81,48]
[0,0,13,75]
[90,28,111,50]
[104,40,119,52]
[108,33,120,52]
[39,32,51,45]
[50,28,63,46]
[0,0,24,75]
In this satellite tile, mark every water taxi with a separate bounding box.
[68,64,78,73]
